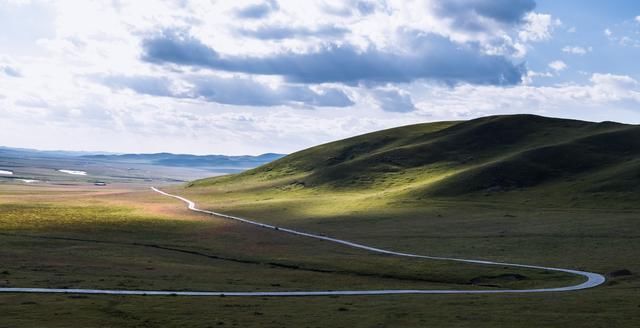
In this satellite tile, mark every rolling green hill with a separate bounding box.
[173,115,640,328]
[188,114,640,207]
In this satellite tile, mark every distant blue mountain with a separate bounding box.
[1,146,285,170]
[82,152,285,168]
[0,146,116,158]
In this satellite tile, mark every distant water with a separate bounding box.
[17,179,39,183]
[58,169,87,176]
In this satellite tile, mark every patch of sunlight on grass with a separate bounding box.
[0,203,168,230]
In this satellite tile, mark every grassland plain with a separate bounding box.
[167,190,639,327]
[0,183,582,328]
[2,114,639,327]
[0,186,636,328]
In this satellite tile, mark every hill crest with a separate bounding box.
[189,114,639,205]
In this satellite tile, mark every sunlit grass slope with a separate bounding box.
[178,113,640,287]
[187,114,640,208]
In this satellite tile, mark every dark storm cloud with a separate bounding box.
[141,30,525,85]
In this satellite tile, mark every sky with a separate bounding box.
[1,0,639,155]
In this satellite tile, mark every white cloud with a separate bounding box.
[635,16,640,23]
[4,70,640,154]
[412,73,640,122]
[602,26,640,48]
[523,70,553,84]
[590,73,638,92]
[371,87,416,113]
[518,13,560,42]
[549,60,567,72]
[562,46,592,55]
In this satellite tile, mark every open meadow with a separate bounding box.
[0,179,637,327]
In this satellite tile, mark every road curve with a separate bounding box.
[0,187,605,297]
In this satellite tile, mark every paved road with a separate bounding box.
[0,187,606,297]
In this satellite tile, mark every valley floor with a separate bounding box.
[0,183,638,327]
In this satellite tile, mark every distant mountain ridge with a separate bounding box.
[0,146,285,171]
[83,153,285,168]
[0,146,117,158]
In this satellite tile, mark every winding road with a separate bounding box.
[0,187,606,297]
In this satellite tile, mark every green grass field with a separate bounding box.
[1,184,637,327]
[0,183,589,327]
[1,115,639,327]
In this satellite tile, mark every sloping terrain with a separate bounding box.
[189,114,640,206]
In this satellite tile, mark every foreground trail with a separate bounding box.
[0,187,605,297]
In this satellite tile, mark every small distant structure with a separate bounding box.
[94,181,107,186]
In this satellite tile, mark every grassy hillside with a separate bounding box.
[188,114,640,207]
[167,114,640,327]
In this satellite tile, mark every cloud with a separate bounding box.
[14,95,48,108]
[99,74,354,107]
[141,30,525,85]
[518,13,560,42]
[372,88,416,113]
[141,30,220,66]
[354,1,377,15]
[548,60,567,72]
[636,16,640,23]
[189,77,354,107]
[562,46,591,55]
[321,0,380,17]
[435,0,536,29]
[100,75,176,97]
[590,73,638,91]
[235,0,279,19]
[602,26,640,48]
[1,65,21,77]
[412,73,640,123]
[523,70,553,84]
[237,24,348,40]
